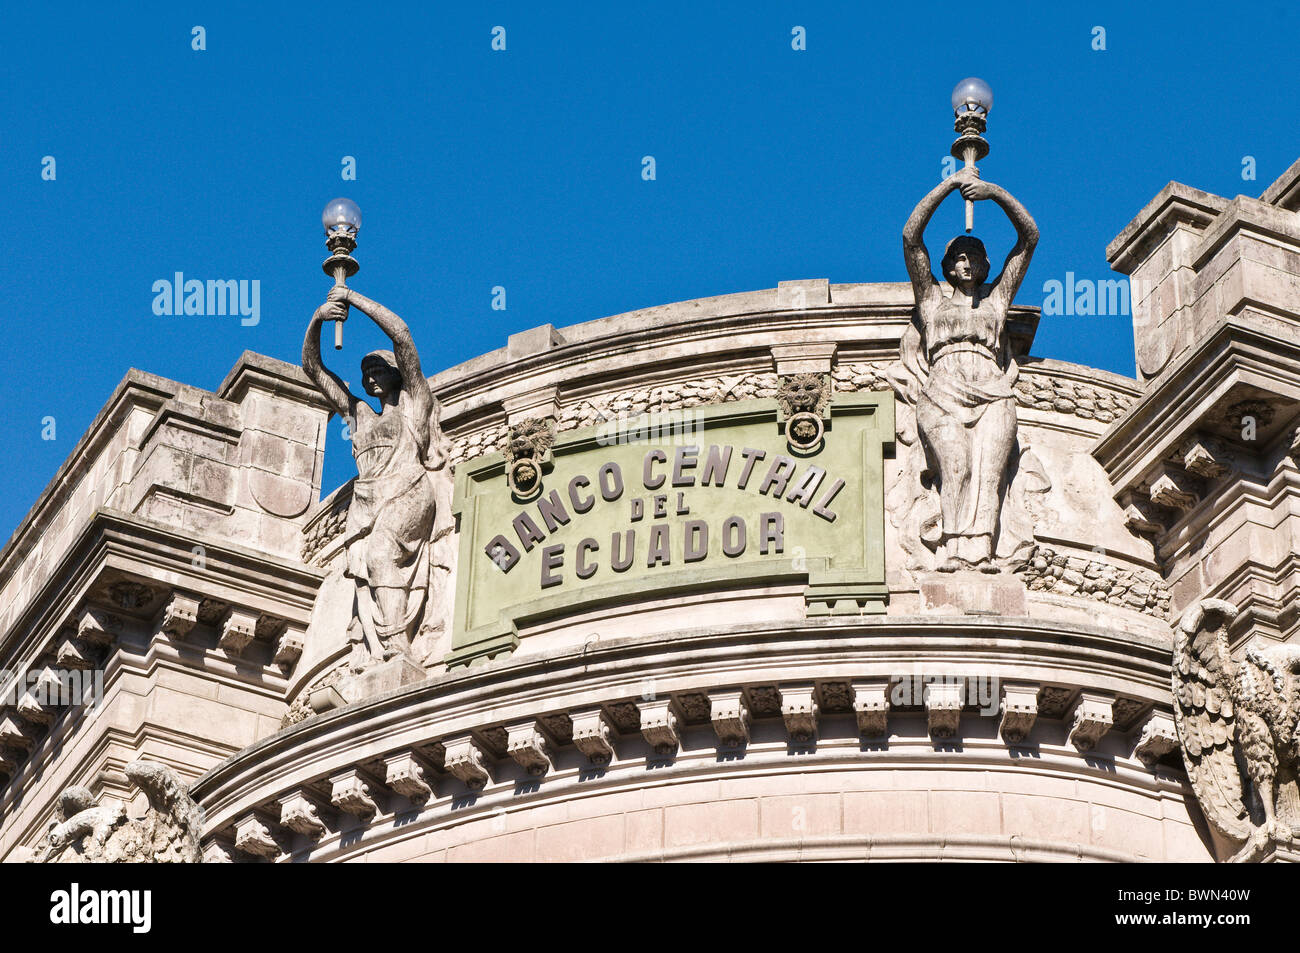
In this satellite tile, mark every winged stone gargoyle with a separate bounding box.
[1172,598,1300,862]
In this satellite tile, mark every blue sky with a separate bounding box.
[1,1,1296,542]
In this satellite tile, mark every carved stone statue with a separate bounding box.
[303,287,449,668]
[1173,599,1300,862]
[31,760,202,863]
[889,168,1045,572]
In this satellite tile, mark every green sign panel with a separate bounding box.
[447,392,894,668]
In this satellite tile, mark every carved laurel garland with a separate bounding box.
[304,365,1136,561]
[1015,545,1170,619]
[443,363,1135,467]
[1013,374,1134,423]
[301,491,351,563]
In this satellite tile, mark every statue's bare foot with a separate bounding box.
[937,557,962,573]
[978,561,1000,574]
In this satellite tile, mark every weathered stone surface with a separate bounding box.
[1016,545,1170,619]
[31,761,202,863]
[853,680,891,738]
[999,683,1039,744]
[301,288,454,674]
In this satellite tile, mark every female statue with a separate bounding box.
[303,286,446,662]
[898,167,1038,572]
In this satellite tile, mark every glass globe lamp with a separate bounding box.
[951,77,993,116]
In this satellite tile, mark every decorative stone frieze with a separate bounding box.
[748,686,782,717]
[1016,545,1170,619]
[1111,696,1149,732]
[446,358,1135,474]
[442,735,491,790]
[1224,399,1275,431]
[676,692,711,723]
[852,680,890,737]
[279,790,330,840]
[1133,710,1178,768]
[780,684,818,743]
[571,708,616,764]
[1067,692,1114,751]
[709,690,750,747]
[384,750,436,803]
[830,362,892,395]
[505,722,554,776]
[329,768,381,819]
[108,581,156,610]
[819,682,852,712]
[637,698,682,756]
[1013,373,1134,423]
[1037,686,1075,719]
[925,680,964,739]
[605,702,640,736]
[218,607,259,655]
[999,683,1039,743]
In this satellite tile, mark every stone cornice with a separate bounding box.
[1260,157,1300,212]
[1106,182,1229,274]
[216,350,336,412]
[1091,318,1300,489]
[1,352,332,611]
[0,370,181,586]
[192,615,1174,836]
[1190,194,1300,274]
[425,282,1040,430]
[0,507,322,687]
[614,832,1142,864]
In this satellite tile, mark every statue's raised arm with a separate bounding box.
[956,171,1039,304]
[328,287,434,460]
[302,300,360,421]
[902,173,963,305]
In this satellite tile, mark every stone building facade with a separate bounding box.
[3,159,1300,863]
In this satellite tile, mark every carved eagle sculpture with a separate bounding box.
[31,760,203,863]
[1173,599,1300,861]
